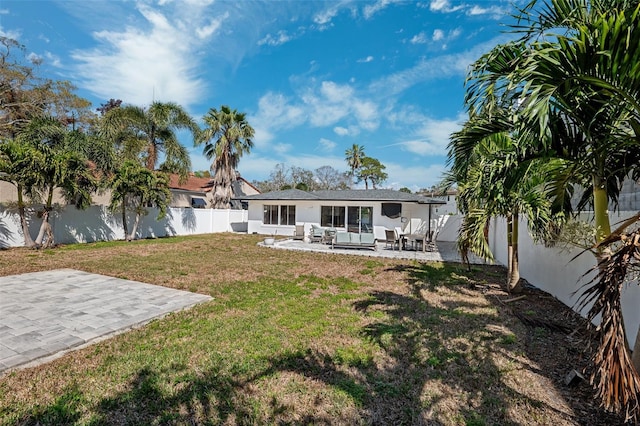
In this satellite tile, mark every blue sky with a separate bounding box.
[1,0,519,190]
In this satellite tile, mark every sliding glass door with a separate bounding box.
[347,206,373,233]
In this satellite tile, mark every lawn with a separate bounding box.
[0,234,621,425]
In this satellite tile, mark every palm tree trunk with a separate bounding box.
[35,186,54,247]
[592,176,639,371]
[507,215,513,280]
[16,185,35,248]
[507,211,522,293]
[632,326,640,374]
[121,199,129,241]
[129,211,141,241]
[593,176,611,244]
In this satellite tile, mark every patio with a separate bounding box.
[262,238,488,264]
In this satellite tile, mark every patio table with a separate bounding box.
[402,233,428,252]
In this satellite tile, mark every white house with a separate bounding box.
[237,189,446,240]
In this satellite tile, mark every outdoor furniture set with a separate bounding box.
[384,228,435,252]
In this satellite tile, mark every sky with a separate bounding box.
[1,0,521,191]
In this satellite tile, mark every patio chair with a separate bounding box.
[384,229,400,250]
[309,225,325,243]
[293,224,305,240]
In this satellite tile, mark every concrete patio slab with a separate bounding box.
[263,239,489,264]
[0,269,212,374]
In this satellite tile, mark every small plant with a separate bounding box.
[500,333,517,345]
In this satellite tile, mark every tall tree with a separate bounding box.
[198,105,255,208]
[357,156,387,189]
[463,0,640,418]
[15,116,97,248]
[345,144,365,181]
[108,161,171,241]
[0,140,44,247]
[101,101,199,177]
[448,113,552,292]
[315,165,351,190]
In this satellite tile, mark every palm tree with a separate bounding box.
[15,116,97,247]
[101,101,199,177]
[0,140,44,247]
[463,0,640,417]
[448,113,552,293]
[108,160,171,241]
[345,144,365,182]
[198,105,255,209]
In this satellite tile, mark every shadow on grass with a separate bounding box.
[18,262,621,425]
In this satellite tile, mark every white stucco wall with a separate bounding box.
[246,200,441,240]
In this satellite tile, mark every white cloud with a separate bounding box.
[410,32,428,44]
[258,30,293,46]
[0,26,20,40]
[70,3,215,107]
[319,138,337,151]
[384,162,447,190]
[357,55,374,63]
[389,113,465,157]
[274,143,293,154]
[333,125,360,137]
[250,92,306,147]
[44,51,61,67]
[369,35,508,96]
[429,0,463,13]
[363,0,402,19]
[313,6,339,25]
[27,52,43,64]
[196,13,228,39]
[432,29,444,41]
[467,5,506,19]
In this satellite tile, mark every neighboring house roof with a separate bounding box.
[168,174,212,193]
[236,188,446,204]
[168,174,261,195]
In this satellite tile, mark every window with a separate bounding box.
[381,203,401,218]
[280,205,296,225]
[263,205,278,224]
[321,206,345,227]
[264,205,296,225]
[191,197,206,208]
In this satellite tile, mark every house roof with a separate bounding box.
[168,174,261,195]
[168,174,212,193]
[235,188,446,204]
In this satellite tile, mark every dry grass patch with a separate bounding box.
[0,233,624,425]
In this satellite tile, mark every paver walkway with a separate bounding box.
[0,269,212,374]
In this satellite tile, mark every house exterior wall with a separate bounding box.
[170,190,211,208]
[247,200,439,240]
[0,181,111,207]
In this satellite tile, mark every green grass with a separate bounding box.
[0,233,609,425]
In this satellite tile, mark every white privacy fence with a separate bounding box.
[487,211,640,347]
[0,206,248,248]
